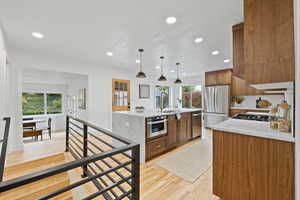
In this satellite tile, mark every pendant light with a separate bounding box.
[136,49,146,78]
[174,62,183,84]
[158,56,167,81]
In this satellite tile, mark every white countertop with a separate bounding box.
[113,108,203,118]
[212,119,295,143]
[231,107,271,111]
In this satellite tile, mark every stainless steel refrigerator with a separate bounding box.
[203,85,229,128]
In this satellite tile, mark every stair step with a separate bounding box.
[0,172,71,200]
[1,153,73,200]
[4,153,65,180]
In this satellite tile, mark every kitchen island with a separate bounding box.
[211,119,294,200]
[112,109,202,163]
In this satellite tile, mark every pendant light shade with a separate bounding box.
[174,62,182,84]
[136,49,146,78]
[158,56,167,81]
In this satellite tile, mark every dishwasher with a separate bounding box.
[192,111,202,138]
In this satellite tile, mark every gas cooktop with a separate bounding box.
[232,113,270,122]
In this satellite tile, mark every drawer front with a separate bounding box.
[147,136,166,160]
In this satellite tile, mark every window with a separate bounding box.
[22,93,62,115]
[181,85,202,108]
[155,86,170,110]
[22,93,45,115]
[47,94,63,114]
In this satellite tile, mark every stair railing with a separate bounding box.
[0,116,140,200]
[0,117,11,182]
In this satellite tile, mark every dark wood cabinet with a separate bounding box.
[146,136,167,160]
[205,69,232,86]
[213,130,294,200]
[232,23,245,79]
[146,113,192,160]
[231,76,264,96]
[229,108,269,117]
[167,115,178,150]
[244,0,295,84]
[177,113,192,145]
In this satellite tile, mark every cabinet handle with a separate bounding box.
[156,145,161,149]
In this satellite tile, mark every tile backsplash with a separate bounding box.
[233,95,285,109]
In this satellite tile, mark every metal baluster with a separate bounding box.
[82,123,88,178]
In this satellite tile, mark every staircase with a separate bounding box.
[0,153,73,200]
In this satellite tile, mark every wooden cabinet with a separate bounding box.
[244,0,295,84]
[229,108,269,117]
[167,115,178,149]
[205,69,232,86]
[177,113,192,145]
[232,76,264,96]
[213,130,294,200]
[232,23,245,79]
[146,136,167,160]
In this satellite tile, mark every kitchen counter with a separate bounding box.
[114,108,203,118]
[112,108,202,163]
[212,119,295,142]
[230,107,271,111]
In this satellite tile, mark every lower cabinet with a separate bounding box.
[146,113,193,161]
[177,113,192,145]
[146,136,167,160]
[213,130,294,200]
[167,115,178,149]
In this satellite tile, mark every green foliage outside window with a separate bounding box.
[22,93,45,115]
[22,93,62,115]
[47,94,62,114]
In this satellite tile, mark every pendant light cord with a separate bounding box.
[139,51,142,71]
[160,56,164,75]
[177,63,180,79]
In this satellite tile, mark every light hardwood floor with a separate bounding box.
[5,130,219,200]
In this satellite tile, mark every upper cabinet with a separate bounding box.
[244,0,295,84]
[232,23,245,79]
[205,69,232,86]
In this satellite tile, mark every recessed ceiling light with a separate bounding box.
[32,32,44,39]
[224,59,230,63]
[171,70,175,73]
[136,59,140,63]
[211,50,220,55]
[156,66,161,69]
[106,52,113,56]
[194,37,204,43]
[166,17,177,24]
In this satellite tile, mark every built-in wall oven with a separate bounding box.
[146,115,168,139]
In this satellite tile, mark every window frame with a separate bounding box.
[180,85,202,109]
[22,92,64,116]
[155,85,171,110]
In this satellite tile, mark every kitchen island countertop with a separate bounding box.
[212,119,295,143]
[114,108,203,118]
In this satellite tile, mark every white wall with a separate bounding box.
[66,75,89,120]
[295,0,300,198]
[9,50,136,131]
[0,25,23,153]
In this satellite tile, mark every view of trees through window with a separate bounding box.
[155,86,170,110]
[22,93,62,115]
[47,94,63,114]
[181,85,202,108]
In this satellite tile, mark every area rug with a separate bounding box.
[156,135,212,183]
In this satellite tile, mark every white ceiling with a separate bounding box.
[0,0,243,78]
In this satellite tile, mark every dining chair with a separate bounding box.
[38,118,52,139]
